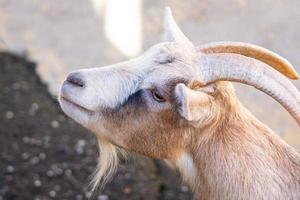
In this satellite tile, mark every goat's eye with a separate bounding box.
[151,89,166,102]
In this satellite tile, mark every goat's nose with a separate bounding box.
[66,72,85,87]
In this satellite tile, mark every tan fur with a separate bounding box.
[59,44,300,199]
[179,82,300,199]
[58,8,300,199]
[95,81,300,199]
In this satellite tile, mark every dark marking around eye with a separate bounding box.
[113,90,146,112]
[125,90,145,105]
[103,90,147,122]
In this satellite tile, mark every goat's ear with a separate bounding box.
[163,7,191,44]
[175,83,214,123]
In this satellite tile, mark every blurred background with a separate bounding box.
[0,0,299,199]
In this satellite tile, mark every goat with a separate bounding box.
[59,7,300,200]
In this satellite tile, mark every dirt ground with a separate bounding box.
[0,52,193,200]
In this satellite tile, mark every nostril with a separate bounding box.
[66,73,85,87]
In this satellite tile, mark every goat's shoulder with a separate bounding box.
[191,103,300,199]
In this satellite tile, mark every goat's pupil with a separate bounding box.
[152,90,165,102]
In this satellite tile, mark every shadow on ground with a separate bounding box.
[0,52,193,200]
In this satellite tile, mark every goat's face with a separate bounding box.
[59,8,300,190]
[59,41,212,158]
[59,7,300,161]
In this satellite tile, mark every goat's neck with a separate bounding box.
[176,99,300,199]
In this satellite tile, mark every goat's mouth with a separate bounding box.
[59,96,94,115]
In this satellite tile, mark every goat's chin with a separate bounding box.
[59,96,93,126]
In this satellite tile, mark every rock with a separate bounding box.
[97,194,109,200]
[6,165,15,173]
[5,111,14,119]
[34,180,42,187]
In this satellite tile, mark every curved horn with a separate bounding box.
[198,53,300,125]
[198,42,299,80]
[164,7,191,44]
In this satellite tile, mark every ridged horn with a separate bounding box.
[198,53,300,125]
[198,42,299,80]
